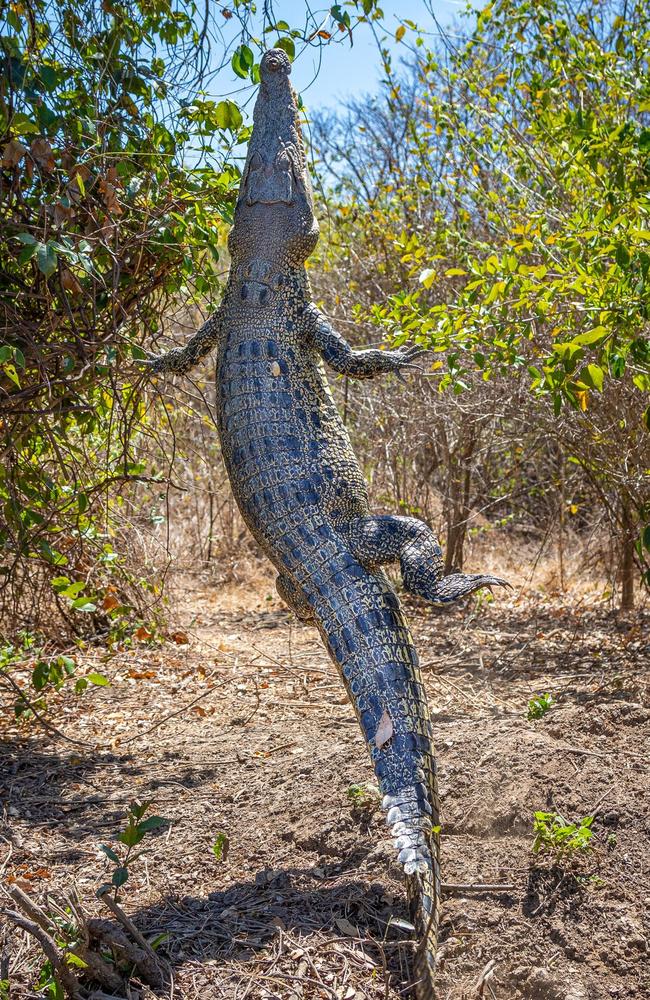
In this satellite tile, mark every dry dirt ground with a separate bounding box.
[1,570,649,1000]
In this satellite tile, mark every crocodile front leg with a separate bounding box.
[345,515,510,605]
[143,307,225,375]
[300,305,425,381]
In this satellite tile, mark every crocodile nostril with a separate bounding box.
[241,284,249,300]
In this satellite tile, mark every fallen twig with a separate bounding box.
[474,958,497,996]
[2,908,81,999]
[97,887,162,968]
[442,882,515,894]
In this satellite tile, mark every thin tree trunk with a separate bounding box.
[620,501,635,611]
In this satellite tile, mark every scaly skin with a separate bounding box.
[144,49,508,998]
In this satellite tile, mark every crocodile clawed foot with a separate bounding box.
[386,345,428,382]
[428,572,511,605]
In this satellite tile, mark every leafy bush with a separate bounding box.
[527,693,554,721]
[532,811,594,858]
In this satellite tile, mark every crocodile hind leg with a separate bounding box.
[276,573,315,622]
[345,515,509,605]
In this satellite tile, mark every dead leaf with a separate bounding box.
[171,630,189,644]
[127,669,156,680]
[102,594,120,611]
[98,178,123,215]
[335,917,360,938]
[53,200,74,227]
[30,137,56,172]
[134,626,153,641]
[61,268,82,294]
[374,708,393,749]
[2,139,27,168]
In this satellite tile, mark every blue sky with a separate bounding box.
[206,1,465,116]
[286,1,461,111]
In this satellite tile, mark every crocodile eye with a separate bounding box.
[241,284,249,300]
[259,287,269,305]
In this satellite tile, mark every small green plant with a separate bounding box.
[532,811,594,858]
[99,800,169,900]
[212,832,230,861]
[527,692,554,720]
[346,781,381,809]
[34,910,85,1000]
[2,633,109,718]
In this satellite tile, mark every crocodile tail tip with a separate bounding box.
[383,787,440,998]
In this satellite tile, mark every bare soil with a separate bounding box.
[2,570,649,1000]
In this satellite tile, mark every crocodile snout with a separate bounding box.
[260,48,291,78]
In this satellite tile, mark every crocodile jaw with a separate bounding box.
[228,49,319,269]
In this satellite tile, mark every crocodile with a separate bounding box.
[144,48,508,998]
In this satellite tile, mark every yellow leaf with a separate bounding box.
[576,390,589,411]
[395,25,406,42]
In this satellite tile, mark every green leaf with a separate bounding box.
[615,244,630,268]
[129,799,152,820]
[586,364,604,391]
[118,826,144,847]
[231,44,254,79]
[72,599,97,613]
[87,672,109,686]
[2,364,20,387]
[10,112,40,135]
[32,662,50,691]
[99,844,120,863]
[571,326,609,347]
[112,866,129,888]
[36,242,58,278]
[214,100,243,131]
[64,953,88,969]
[275,37,295,60]
[148,931,170,950]
[212,832,229,861]
[137,815,168,832]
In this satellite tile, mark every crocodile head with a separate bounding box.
[228,49,319,283]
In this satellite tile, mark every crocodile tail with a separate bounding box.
[301,555,440,994]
